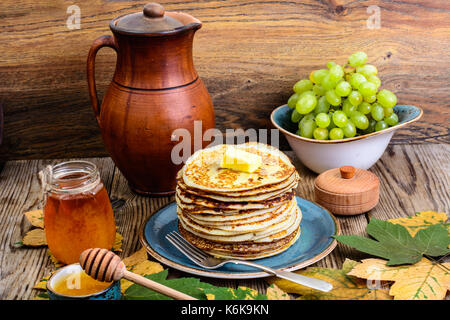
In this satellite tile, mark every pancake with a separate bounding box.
[182,143,295,192]
[175,142,302,260]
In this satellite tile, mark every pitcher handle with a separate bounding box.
[87,35,117,127]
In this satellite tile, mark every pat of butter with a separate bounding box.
[220,147,262,173]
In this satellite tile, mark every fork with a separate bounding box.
[166,231,332,292]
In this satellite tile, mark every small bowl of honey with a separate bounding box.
[46,263,121,300]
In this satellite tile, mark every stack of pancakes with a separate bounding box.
[176,143,301,260]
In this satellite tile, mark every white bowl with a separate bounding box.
[270,104,423,174]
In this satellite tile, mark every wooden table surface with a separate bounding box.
[0,144,448,299]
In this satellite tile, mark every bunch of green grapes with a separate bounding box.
[287,52,399,140]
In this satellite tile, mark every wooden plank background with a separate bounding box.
[0,0,449,160]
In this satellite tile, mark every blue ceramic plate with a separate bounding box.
[140,196,340,279]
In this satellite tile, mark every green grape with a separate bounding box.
[364,94,377,103]
[358,101,372,114]
[313,85,326,96]
[335,81,352,97]
[315,113,331,128]
[356,64,378,78]
[299,113,315,128]
[385,113,399,126]
[309,70,316,83]
[365,119,376,133]
[342,120,357,138]
[327,61,337,69]
[342,99,357,116]
[329,64,344,81]
[325,90,341,106]
[367,74,381,88]
[350,111,369,130]
[348,52,368,67]
[287,93,300,109]
[349,73,367,90]
[298,90,315,99]
[322,74,338,91]
[344,66,356,75]
[377,89,397,108]
[348,90,363,106]
[293,79,313,94]
[296,94,317,114]
[300,119,317,138]
[332,111,348,128]
[384,107,394,117]
[291,109,303,122]
[371,104,385,121]
[313,127,329,140]
[359,82,377,98]
[315,96,331,115]
[295,129,301,136]
[313,69,329,84]
[375,120,388,131]
[329,128,344,140]
[327,112,337,130]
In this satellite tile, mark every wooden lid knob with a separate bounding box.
[143,3,165,18]
[340,166,355,179]
[79,248,125,282]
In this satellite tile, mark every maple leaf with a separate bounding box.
[348,258,450,300]
[388,211,448,237]
[267,259,391,300]
[335,219,450,265]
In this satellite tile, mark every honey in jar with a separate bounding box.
[41,161,116,264]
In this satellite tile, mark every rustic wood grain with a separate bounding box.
[0,0,449,160]
[2,145,447,299]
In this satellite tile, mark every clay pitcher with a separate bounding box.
[87,3,215,195]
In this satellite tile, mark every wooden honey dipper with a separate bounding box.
[80,248,197,300]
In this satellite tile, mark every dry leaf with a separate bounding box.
[33,276,49,290]
[122,247,148,269]
[113,232,123,252]
[120,248,163,293]
[388,211,448,236]
[268,260,391,300]
[22,229,47,246]
[348,258,450,300]
[266,284,291,300]
[48,251,64,269]
[24,210,44,228]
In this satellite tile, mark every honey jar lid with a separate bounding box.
[111,3,190,34]
[314,166,380,215]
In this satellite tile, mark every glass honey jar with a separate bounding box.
[40,161,116,264]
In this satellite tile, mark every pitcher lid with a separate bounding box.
[111,3,198,35]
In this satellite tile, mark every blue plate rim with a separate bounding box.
[271,104,423,144]
[139,198,341,279]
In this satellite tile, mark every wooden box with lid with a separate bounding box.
[314,166,380,215]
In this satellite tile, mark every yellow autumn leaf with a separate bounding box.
[120,249,164,293]
[348,258,450,300]
[267,259,391,300]
[388,211,448,236]
[113,232,123,252]
[122,247,148,269]
[24,209,44,228]
[48,251,65,269]
[33,276,49,290]
[266,284,291,300]
[23,228,47,246]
